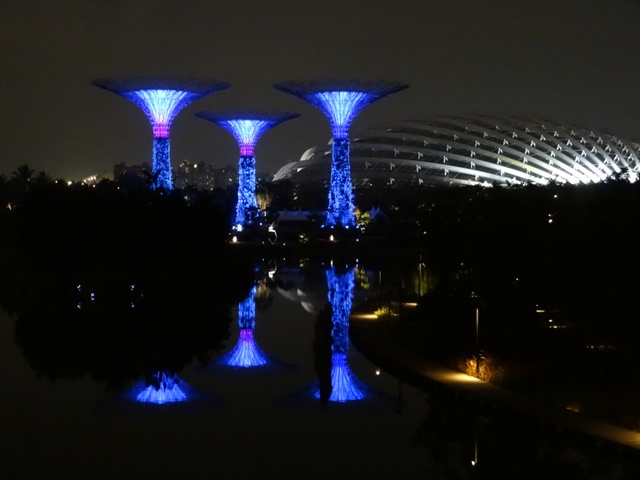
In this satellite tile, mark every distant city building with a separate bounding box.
[274,115,640,188]
[113,162,152,186]
[111,160,238,190]
[174,160,237,190]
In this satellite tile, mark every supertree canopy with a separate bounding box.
[93,78,229,190]
[196,112,298,230]
[274,80,408,228]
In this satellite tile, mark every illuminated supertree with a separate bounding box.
[132,371,190,404]
[219,286,270,368]
[274,80,408,228]
[93,78,229,190]
[318,266,365,402]
[196,112,298,230]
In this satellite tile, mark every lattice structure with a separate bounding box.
[274,80,408,228]
[93,78,229,190]
[274,115,640,188]
[196,112,297,229]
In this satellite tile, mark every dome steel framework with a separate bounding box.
[274,115,640,188]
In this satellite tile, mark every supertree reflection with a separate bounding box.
[133,371,190,404]
[315,266,365,402]
[219,286,269,368]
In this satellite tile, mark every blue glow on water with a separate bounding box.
[238,286,257,330]
[314,352,365,403]
[316,266,366,402]
[220,287,269,368]
[134,371,189,404]
[326,266,354,354]
[326,137,356,228]
[219,329,269,368]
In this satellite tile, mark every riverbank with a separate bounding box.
[349,297,640,453]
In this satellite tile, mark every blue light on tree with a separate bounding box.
[274,81,408,228]
[93,79,229,190]
[134,371,190,404]
[327,137,353,228]
[153,136,171,190]
[219,286,269,368]
[327,352,365,402]
[196,112,298,230]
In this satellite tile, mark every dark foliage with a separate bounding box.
[0,175,255,390]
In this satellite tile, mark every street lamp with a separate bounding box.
[475,307,480,375]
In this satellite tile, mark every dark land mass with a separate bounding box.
[2,168,640,427]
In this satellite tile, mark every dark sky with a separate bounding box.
[2,0,640,180]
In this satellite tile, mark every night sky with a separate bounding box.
[2,0,640,180]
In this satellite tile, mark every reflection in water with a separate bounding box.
[132,371,190,404]
[316,266,365,403]
[326,352,365,402]
[220,286,270,368]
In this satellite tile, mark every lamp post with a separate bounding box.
[471,416,478,466]
[418,256,422,296]
[475,307,480,375]
[379,270,383,311]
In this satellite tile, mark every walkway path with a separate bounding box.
[349,299,640,451]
